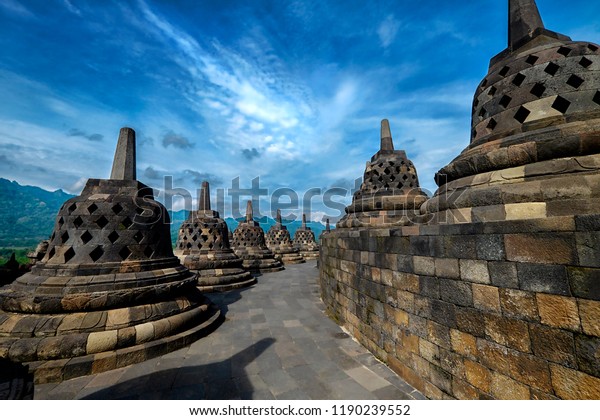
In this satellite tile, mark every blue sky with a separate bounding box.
[0,0,599,222]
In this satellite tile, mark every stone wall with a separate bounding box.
[319,215,600,399]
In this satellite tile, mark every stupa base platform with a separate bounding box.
[196,271,257,292]
[299,251,319,260]
[0,294,221,384]
[26,302,219,384]
[276,253,306,264]
[240,259,284,274]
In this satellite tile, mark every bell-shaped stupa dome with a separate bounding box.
[265,210,305,264]
[231,201,284,273]
[0,128,219,383]
[338,119,429,227]
[175,181,255,291]
[292,214,320,260]
[425,0,600,222]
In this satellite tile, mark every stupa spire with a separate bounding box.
[380,119,394,151]
[246,200,253,223]
[110,127,136,180]
[302,214,307,229]
[199,181,211,211]
[509,0,544,50]
[276,209,282,224]
[326,219,330,232]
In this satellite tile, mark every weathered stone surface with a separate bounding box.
[456,307,486,338]
[579,299,600,337]
[567,267,600,300]
[477,338,552,392]
[574,334,600,377]
[472,284,501,314]
[435,258,460,279]
[517,263,570,295]
[452,378,480,400]
[413,256,435,276]
[484,313,530,352]
[550,364,600,399]
[440,279,473,307]
[529,324,576,368]
[536,294,581,332]
[576,232,600,268]
[505,233,575,264]
[464,359,492,393]
[488,261,518,288]
[476,235,505,261]
[450,329,478,358]
[459,259,490,284]
[490,371,531,400]
[499,288,538,321]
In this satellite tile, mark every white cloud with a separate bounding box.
[62,0,81,16]
[377,15,401,48]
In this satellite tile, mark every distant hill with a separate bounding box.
[0,178,74,247]
[0,178,327,248]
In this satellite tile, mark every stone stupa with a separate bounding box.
[231,201,284,274]
[337,119,429,227]
[0,128,220,383]
[292,214,320,260]
[175,181,255,291]
[424,0,600,222]
[318,218,331,242]
[265,210,305,264]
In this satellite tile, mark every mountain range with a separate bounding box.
[0,178,327,249]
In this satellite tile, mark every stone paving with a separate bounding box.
[34,263,425,400]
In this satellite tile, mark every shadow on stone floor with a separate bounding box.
[205,285,248,319]
[82,337,276,399]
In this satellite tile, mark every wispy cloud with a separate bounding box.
[377,15,401,48]
[62,0,81,16]
[0,0,35,18]
[136,0,316,158]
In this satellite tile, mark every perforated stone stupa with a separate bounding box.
[292,214,320,260]
[337,119,429,227]
[231,201,283,274]
[175,182,255,291]
[265,210,305,264]
[424,0,600,222]
[0,128,219,383]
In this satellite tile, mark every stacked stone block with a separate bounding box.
[320,217,600,399]
[319,0,600,400]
